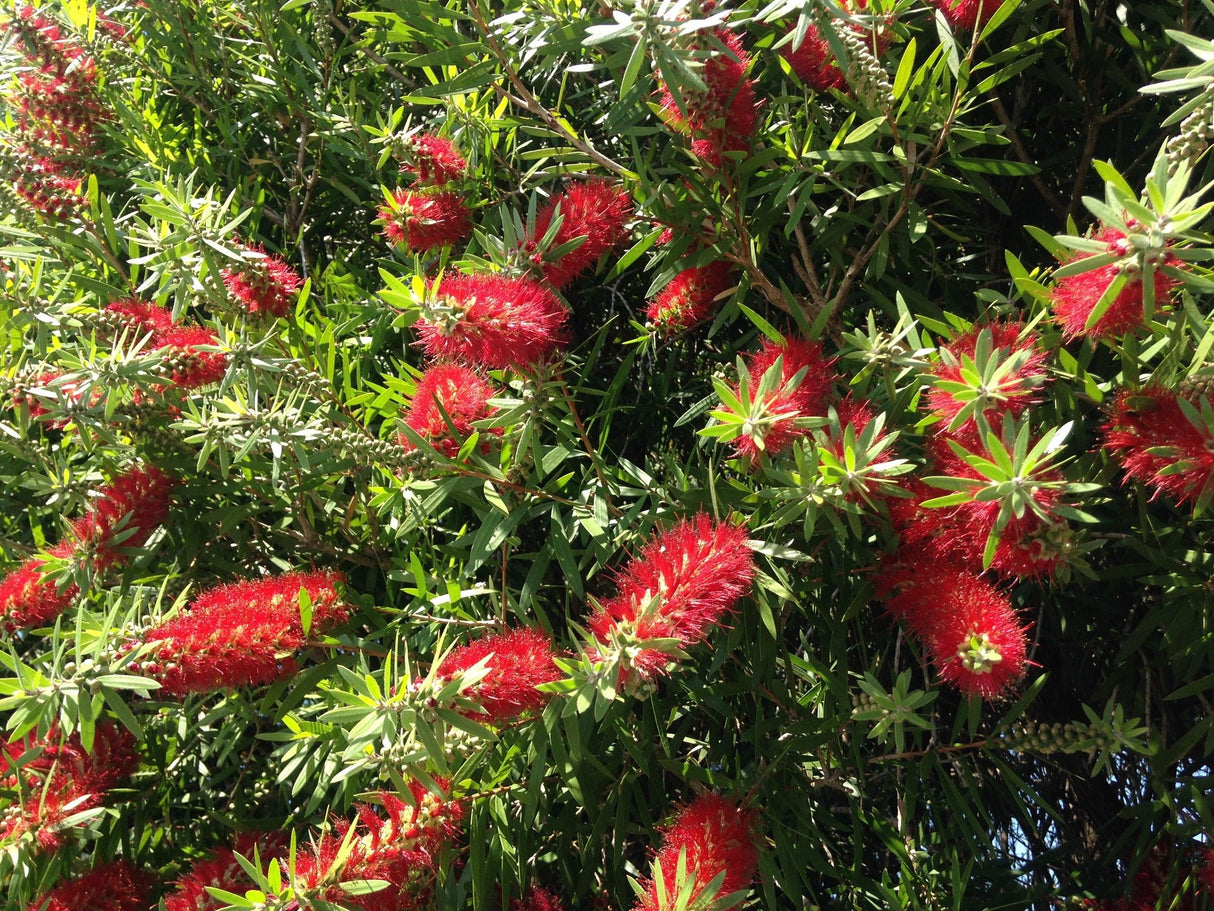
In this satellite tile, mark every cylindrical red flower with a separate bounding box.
[929,0,1007,30]
[400,363,501,458]
[509,886,566,911]
[0,545,77,632]
[380,189,471,253]
[1051,226,1180,340]
[588,514,755,682]
[781,24,846,91]
[437,627,561,723]
[164,832,290,911]
[404,133,467,186]
[891,441,1070,580]
[133,570,349,696]
[25,861,154,911]
[879,559,1029,701]
[1103,385,1214,507]
[924,321,1048,430]
[0,723,139,853]
[221,243,303,317]
[104,297,175,336]
[291,781,463,911]
[658,27,758,166]
[153,326,229,389]
[530,180,633,289]
[417,272,569,369]
[636,794,759,911]
[721,334,837,463]
[67,464,175,573]
[646,262,733,335]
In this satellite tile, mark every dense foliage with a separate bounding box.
[1,0,1214,908]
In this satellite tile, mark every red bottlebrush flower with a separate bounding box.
[1051,226,1180,340]
[153,326,228,389]
[67,464,175,573]
[879,560,1029,701]
[0,543,77,632]
[379,189,471,253]
[134,571,349,696]
[779,0,890,90]
[104,297,175,337]
[404,133,467,187]
[13,154,86,217]
[781,25,845,92]
[221,244,303,318]
[11,370,84,425]
[530,180,633,289]
[929,0,1007,30]
[400,363,501,459]
[1103,385,1214,507]
[924,321,1049,430]
[647,262,733,335]
[510,887,566,911]
[636,794,759,911]
[437,627,561,723]
[292,782,463,911]
[164,832,291,911]
[658,27,759,167]
[25,861,154,911]
[417,272,569,370]
[721,334,837,463]
[0,723,139,853]
[892,440,1071,579]
[588,515,754,683]
[1195,846,1214,896]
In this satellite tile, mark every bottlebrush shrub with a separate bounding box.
[4,1,1214,908]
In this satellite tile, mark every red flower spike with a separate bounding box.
[418,272,569,370]
[658,27,759,167]
[400,363,501,459]
[0,723,139,853]
[164,832,291,911]
[221,244,303,318]
[1103,385,1214,507]
[510,887,566,911]
[153,326,229,389]
[25,861,154,911]
[647,262,733,335]
[892,439,1070,580]
[1051,227,1180,339]
[929,0,1007,30]
[924,321,1049,430]
[437,627,561,723]
[636,794,759,911]
[67,464,175,573]
[0,543,77,632]
[291,782,463,911]
[723,334,838,463]
[134,571,348,696]
[104,298,175,337]
[781,24,845,92]
[530,180,633,289]
[404,133,467,186]
[588,515,755,683]
[379,189,471,253]
[880,560,1028,701]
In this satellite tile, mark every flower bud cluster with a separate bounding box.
[993,720,1113,754]
[1166,88,1214,166]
